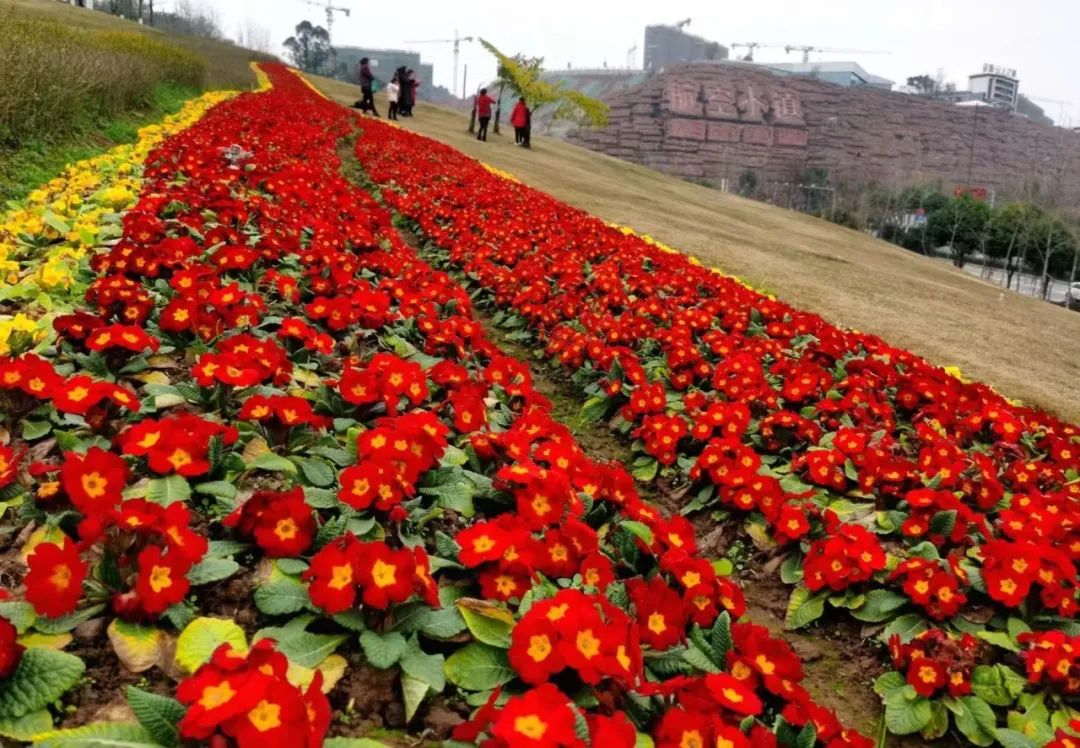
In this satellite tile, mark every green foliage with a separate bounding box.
[480,39,608,127]
[284,20,333,75]
[0,13,206,150]
[0,648,85,720]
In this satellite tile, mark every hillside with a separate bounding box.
[310,74,1080,423]
[4,0,273,89]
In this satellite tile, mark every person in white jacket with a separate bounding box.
[386,77,400,121]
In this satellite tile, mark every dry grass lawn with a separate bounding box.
[311,74,1080,423]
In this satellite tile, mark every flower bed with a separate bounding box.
[351,114,1080,745]
[0,63,871,748]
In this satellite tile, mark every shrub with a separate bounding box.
[0,13,207,149]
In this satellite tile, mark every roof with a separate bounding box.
[762,60,894,86]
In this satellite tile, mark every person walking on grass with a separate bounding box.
[357,57,379,117]
[510,96,529,145]
[386,75,400,120]
[475,87,495,141]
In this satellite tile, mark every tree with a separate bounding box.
[284,21,333,76]
[480,39,609,132]
[925,195,991,267]
[906,74,936,95]
[236,19,272,54]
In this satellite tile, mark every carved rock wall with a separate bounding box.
[569,63,1080,202]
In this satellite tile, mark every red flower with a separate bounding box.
[907,656,947,697]
[0,617,25,678]
[509,614,564,685]
[0,444,19,489]
[705,673,764,716]
[24,538,87,617]
[304,537,360,614]
[134,545,192,615]
[60,447,130,514]
[354,542,415,609]
[491,684,578,748]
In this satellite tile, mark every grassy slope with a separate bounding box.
[311,75,1080,424]
[5,0,270,90]
[1,81,197,203]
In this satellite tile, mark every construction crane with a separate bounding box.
[675,18,691,29]
[300,0,349,44]
[404,31,474,98]
[784,45,889,63]
[729,42,786,62]
[626,44,638,69]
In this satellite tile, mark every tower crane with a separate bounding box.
[675,18,691,29]
[729,42,786,62]
[627,44,638,69]
[783,45,889,63]
[1027,96,1074,125]
[403,31,474,98]
[300,0,349,44]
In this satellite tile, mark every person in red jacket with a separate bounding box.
[510,97,529,146]
[475,87,495,141]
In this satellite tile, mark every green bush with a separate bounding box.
[0,13,208,149]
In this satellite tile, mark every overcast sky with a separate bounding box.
[196,0,1077,125]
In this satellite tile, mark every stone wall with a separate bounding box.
[569,62,1080,204]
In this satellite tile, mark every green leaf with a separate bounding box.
[359,630,407,669]
[577,395,612,427]
[873,671,907,696]
[977,630,1021,653]
[399,643,445,693]
[994,729,1041,748]
[682,643,721,673]
[951,695,998,747]
[850,589,908,622]
[920,700,950,741]
[254,624,347,669]
[631,457,658,481]
[879,613,928,644]
[206,540,249,558]
[174,617,247,673]
[145,475,191,506]
[0,708,51,741]
[20,420,51,441]
[0,602,37,634]
[401,674,430,724]
[0,648,85,719]
[971,664,1026,707]
[193,481,237,500]
[785,586,826,629]
[420,479,475,517]
[126,686,186,747]
[456,598,514,648]
[249,452,298,473]
[29,721,158,747]
[708,611,733,660]
[254,576,310,616]
[296,457,336,487]
[275,558,308,576]
[303,486,339,509]
[324,739,393,748]
[620,520,654,546]
[444,642,515,691]
[186,558,240,586]
[883,689,932,735]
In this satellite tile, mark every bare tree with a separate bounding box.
[236,18,273,53]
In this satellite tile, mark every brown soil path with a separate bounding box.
[311,74,1080,424]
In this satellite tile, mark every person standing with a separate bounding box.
[386,76,400,120]
[475,88,495,141]
[357,57,379,117]
[510,97,528,145]
[405,69,419,116]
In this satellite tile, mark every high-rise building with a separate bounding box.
[644,25,728,73]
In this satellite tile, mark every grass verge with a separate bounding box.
[0,81,199,204]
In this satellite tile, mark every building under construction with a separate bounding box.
[644,23,728,73]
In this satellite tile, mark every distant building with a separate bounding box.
[967,64,1019,110]
[938,65,1021,112]
[644,25,727,73]
[335,47,433,90]
[763,61,893,90]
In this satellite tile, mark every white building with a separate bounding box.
[967,64,1019,111]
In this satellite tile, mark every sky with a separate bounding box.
[191,0,1078,125]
